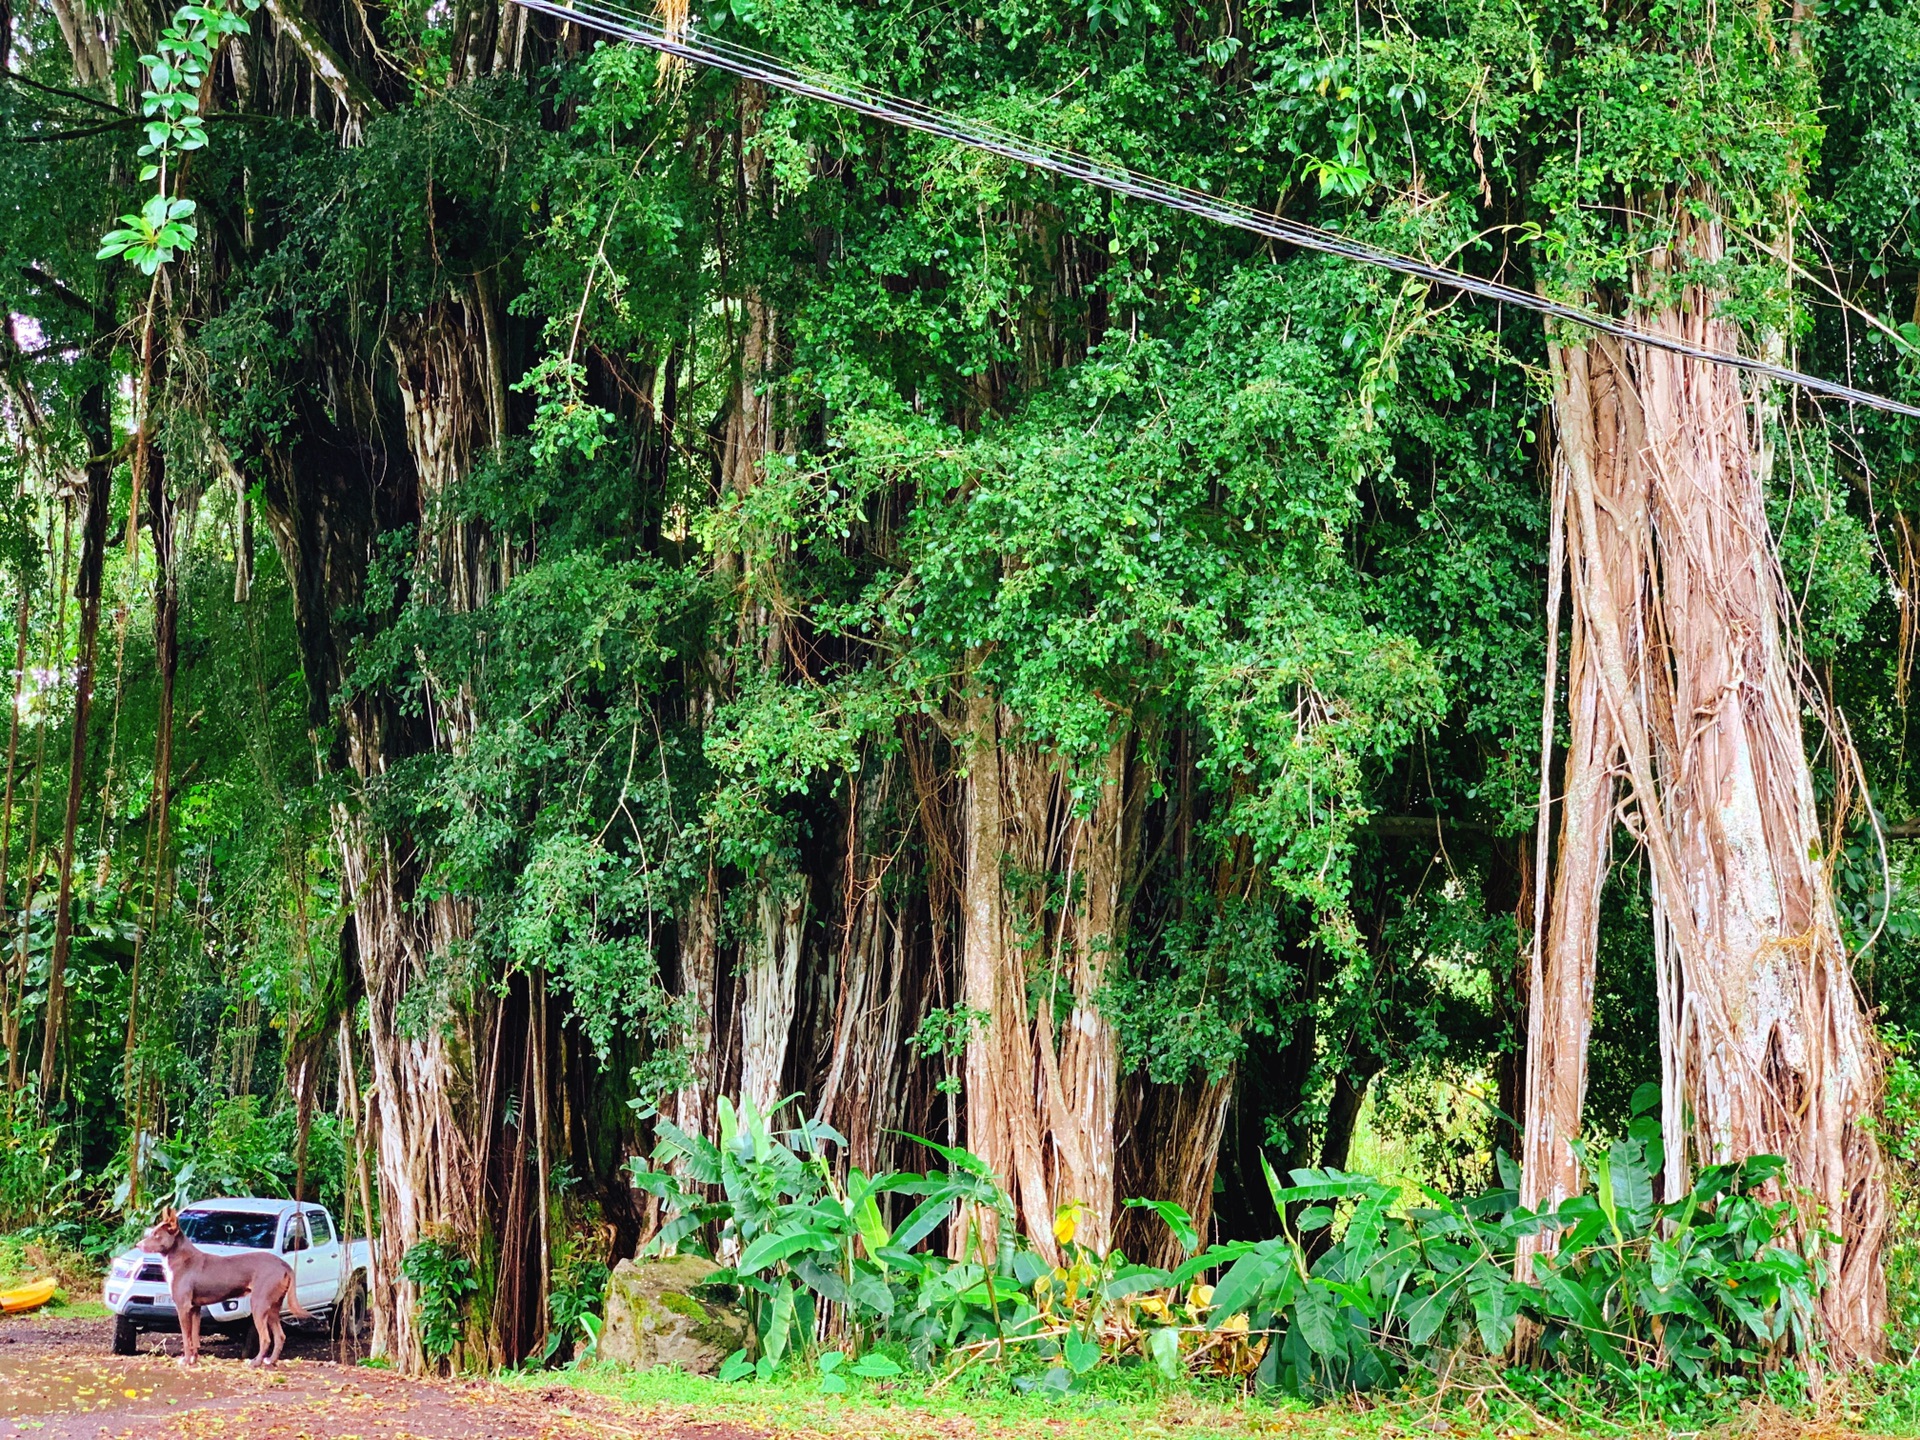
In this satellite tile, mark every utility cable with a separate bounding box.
[512,0,1920,422]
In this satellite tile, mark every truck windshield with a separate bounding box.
[176,1209,278,1249]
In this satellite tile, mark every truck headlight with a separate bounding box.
[110,1258,136,1279]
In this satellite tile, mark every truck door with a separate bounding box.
[280,1212,311,1316]
[301,1208,341,1315]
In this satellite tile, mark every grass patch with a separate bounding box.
[39,1298,111,1319]
[511,1356,1920,1440]
[515,1360,1390,1440]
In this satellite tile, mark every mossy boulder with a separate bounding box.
[596,1255,748,1374]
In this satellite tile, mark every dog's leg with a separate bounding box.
[250,1298,271,1367]
[267,1280,288,1365]
[180,1303,198,1367]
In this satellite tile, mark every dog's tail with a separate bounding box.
[284,1283,314,1320]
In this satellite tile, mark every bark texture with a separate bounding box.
[961,690,1138,1259]
[1521,205,1886,1360]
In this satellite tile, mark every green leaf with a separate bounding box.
[736,1227,829,1276]
[848,1268,894,1318]
[898,1131,995,1179]
[851,1184,891,1259]
[760,1280,797,1367]
[889,1194,955,1252]
[1063,1330,1101,1375]
[1608,1137,1655,1228]
[1124,1197,1199,1255]
[849,1352,902,1378]
[1101,1264,1172,1301]
[1534,1267,1625,1372]
[1465,1260,1519,1354]
[1293,1283,1346,1360]
[1208,1239,1289,1326]
[1147,1325,1183,1380]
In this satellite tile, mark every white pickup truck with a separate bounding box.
[103,1197,372,1356]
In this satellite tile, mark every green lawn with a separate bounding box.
[519,1362,1340,1440]
[513,1355,1920,1440]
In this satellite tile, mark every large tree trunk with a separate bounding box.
[1042,738,1131,1254]
[367,294,517,1368]
[671,861,721,1146]
[960,690,1138,1259]
[1523,203,1887,1361]
[1517,341,1641,1269]
[1632,215,1885,1359]
[740,874,808,1115]
[815,756,935,1175]
[960,686,1046,1259]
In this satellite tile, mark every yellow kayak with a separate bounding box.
[0,1277,57,1314]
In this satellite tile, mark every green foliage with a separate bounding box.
[1201,1140,1814,1399]
[403,1235,482,1365]
[634,1094,1013,1372]
[97,0,262,270]
[96,192,201,276]
[0,1107,87,1235]
[119,1095,347,1219]
[1877,1031,1920,1354]
[638,1097,1814,1410]
[541,1242,612,1366]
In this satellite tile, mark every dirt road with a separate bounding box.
[0,1314,759,1440]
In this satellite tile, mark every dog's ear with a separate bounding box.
[161,1205,177,1227]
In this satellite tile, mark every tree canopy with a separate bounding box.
[1,0,1918,1370]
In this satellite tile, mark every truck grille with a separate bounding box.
[138,1264,165,1283]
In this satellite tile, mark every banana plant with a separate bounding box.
[631,1096,1019,1370]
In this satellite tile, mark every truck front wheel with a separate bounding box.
[333,1275,369,1354]
[111,1315,138,1356]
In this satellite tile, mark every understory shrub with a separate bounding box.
[0,1103,87,1233]
[630,1092,1816,1401]
[123,1095,347,1217]
[1878,1029,1920,1352]
[402,1232,482,1365]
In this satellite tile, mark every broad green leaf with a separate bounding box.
[1124,1197,1199,1255]
[1147,1325,1182,1380]
[737,1227,830,1275]
[1293,1283,1346,1360]
[1063,1330,1101,1374]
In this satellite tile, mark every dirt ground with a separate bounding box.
[0,1312,763,1440]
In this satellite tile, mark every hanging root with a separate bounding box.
[655,0,688,88]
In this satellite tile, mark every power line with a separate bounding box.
[513,0,1920,422]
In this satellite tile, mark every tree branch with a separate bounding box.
[259,0,385,119]
[19,265,114,330]
[0,71,126,116]
[10,117,139,143]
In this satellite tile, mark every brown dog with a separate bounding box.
[138,1207,312,1365]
